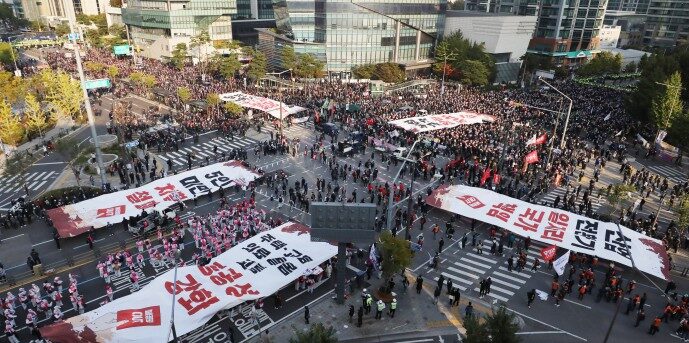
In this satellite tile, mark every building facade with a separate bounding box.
[263,0,446,75]
[444,10,536,83]
[598,24,621,47]
[122,0,237,60]
[643,0,689,49]
[606,0,649,13]
[527,0,608,66]
[603,10,645,47]
[463,0,538,15]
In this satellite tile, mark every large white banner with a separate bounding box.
[388,112,497,133]
[426,185,670,280]
[47,161,260,237]
[219,92,306,119]
[40,222,337,343]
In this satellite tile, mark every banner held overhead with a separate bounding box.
[388,112,497,133]
[218,92,306,119]
[425,185,670,280]
[47,161,260,237]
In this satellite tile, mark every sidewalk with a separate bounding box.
[251,269,481,343]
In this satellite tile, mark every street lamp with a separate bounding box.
[538,78,572,149]
[62,0,107,187]
[386,138,422,233]
[440,53,456,96]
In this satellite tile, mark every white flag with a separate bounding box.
[536,289,549,301]
[604,113,611,121]
[615,130,623,137]
[370,244,380,271]
[525,134,537,146]
[553,250,571,276]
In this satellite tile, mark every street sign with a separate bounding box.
[124,140,139,149]
[113,44,132,56]
[84,78,111,90]
[68,32,80,41]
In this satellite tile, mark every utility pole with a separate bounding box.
[538,78,572,149]
[62,0,107,186]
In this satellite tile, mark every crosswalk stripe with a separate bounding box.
[434,276,468,290]
[497,266,532,278]
[4,175,18,183]
[460,257,493,269]
[32,180,48,190]
[474,290,509,302]
[448,266,479,280]
[477,284,514,296]
[465,254,498,264]
[33,171,47,180]
[439,272,473,286]
[489,276,523,289]
[158,155,169,162]
[493,271,527,284]
[43,171,56,179]
[452,261,486,274]
[27,180,40,189]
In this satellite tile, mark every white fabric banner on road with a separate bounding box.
[40,222,337,343]
[219,92,306,119]
[47,161,260,237]
[388,112,497,133]
[553,250,570,276]
[425,185,670,280]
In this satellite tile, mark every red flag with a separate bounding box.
[480,168,491,186]
[524,150,539,165]
[540,245,557,262]
[492,172,501,185]
[535,133,547,145]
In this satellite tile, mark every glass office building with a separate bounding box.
[264,0,446,74]
[122,0,237,60]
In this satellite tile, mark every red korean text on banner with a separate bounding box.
[540,245,557,262]
[116,306,161,330]
[535,133,547,145]
[524,150,539,165]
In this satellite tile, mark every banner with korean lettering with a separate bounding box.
[39,222,337,343]
[218,91,306,119]
[47,161,260,237]
[388,112,497,133]
[425,185,670,280]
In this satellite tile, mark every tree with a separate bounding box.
[463,313,488,343]
[606,184,637,215]
[0,99,24,145]
[676,195,689,236]
[432,30,495,83]
[54,23,71,36]
[352,64,376,79]
[190,30,211,80]
[107,66,120,79]
[0,42,18,68]
[374,63,405,83]
[377,230,412,280]
[576,51,622,77]
[24,93,48,139]
[484,306,521,343]
[223,102,243,116]
[40,69,83,120]
[651,71,684,130]
[206,93,220,115]
[109,0,123,7]
[108,23,126,39]
[84,61,105,74]
[294,53,325,78]
[281,45,297,71]
[626,54,680,123]
[141,74,157,90]
[247,49,267,81]
[289,323,337,343]
[459,59,490,86]
[0,71,25,104]
[171,43,188,70]
[623,61,637,73]
[216,54,241,79]
[177,87,192,105]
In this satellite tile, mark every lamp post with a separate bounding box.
[386,139,421,232]
[62,0,107,187]
[538,78,572,149]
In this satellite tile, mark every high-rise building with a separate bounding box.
[463,0,538,15]
[230,0,275,45]
[643,0,689,49]
[606,0,649,13]
[259,0,446,76]
[526,0,608,66]
[122,0,237,60]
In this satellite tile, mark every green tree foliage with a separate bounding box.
[351,64,376,79]
[676,195,689,236]
[281,45,297,71]
[651,71,684,130]
[0,99,24,145]
[171,43,188,70]
[575,51,622,77]
[108,24,127,39]
[54,23,70,36]
[432,30,495,84]
[623,61,637,73]
[378,230,412,279]
[463,314,488,343]
[606,183,637,215]
[214,54,242,79]
[223,102,243,116]
[0,3,29,29]
[177,87,192,104]
[374,63,405,83]
[0,42,18,69]
[24,93,48,139]
[521,53,555,76]
[458,60,490,86]
[626,54,680,123]
[484,306,521,343]
[246,49,267,81]
[107,66,120,79]
[0,71,25,104]
[39,69,83,121]
[294,53,325,78]
[190,30,211,78]
[206,93,220,115]
[289,323,338,343]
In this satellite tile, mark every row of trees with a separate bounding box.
[351,63,406,83]
[0,69,82,145]
[281,46,326,78]
[626,47,689,148]
[433,30,495,86]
